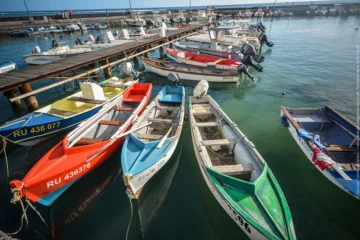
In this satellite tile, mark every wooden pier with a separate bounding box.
[0,24,207,111]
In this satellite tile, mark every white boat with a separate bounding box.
[185,26,261,51]
[189,81,296,239]
[254,8,264,17]
[141,58,240,83]
[122,84,185,198]
[0,62,16,74]
[95,23,108,29]
[245,9,253,18]
[24,44,91,65]
[73,31,134,49]
[125,17,146,27]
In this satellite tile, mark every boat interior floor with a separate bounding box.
[194,111,237,166]
[73,102,140,146]
[135,102,180,142]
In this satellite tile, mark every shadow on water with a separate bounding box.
[132,142,182,239]
[50,149,122,239]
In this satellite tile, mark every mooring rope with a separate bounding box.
[4,182,49,237]
[125,188,135,240]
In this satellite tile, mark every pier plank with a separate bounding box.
[0,24,206,92]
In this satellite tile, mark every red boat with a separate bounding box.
[164,47,242,70]
[10,83,152,206]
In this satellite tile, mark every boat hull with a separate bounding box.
[174,44,233,59]
[142,59,238,83]
[125,139,179,197]
[24,52,88,65]
[280,108,358,199]
[189,126,267,240]
[0,108,100,146]
[0,62,16,74]
[165,48,240,70]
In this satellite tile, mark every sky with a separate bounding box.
[0,0,354,12]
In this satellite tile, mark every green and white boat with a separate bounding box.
[189,86,296,239]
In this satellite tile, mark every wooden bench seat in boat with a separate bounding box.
[191,107,213,115]
[326,145,357,152]
[212,163,254,176]
[114,107,136,111]
[47,108,77,116]
[202,139,236,146]
[98,120,123,126]
[75,137,104,145]
[156,106,179,111]
[147,118,175,124]
[68,96,106,104]
[137,133,163,140]
[327,163,360,171]
[195,122,221,127]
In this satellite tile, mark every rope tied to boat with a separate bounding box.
[8,182,50,237]
[125,188,134,240]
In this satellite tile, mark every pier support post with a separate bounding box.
[3,88,23,111]
[104,58,112,78]
[144,45,150,58]
[168,37,173,48]
[18,83,39,111]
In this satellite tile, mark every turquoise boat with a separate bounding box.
[189,95,296,240]
[122,85,185,198]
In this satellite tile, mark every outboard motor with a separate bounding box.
[51,40,59,48]
[167,73,181,87]
[193,80,209,99]
[146,20,154,29]
[179,18,183,25]
[258,22,266,31]
[32,46,41,54]
[242,55,263,72]
[237,63,256,82]
[258,33,274,47]
[122,62,139,79]
[75,38,84,45]
[240,42,265,63]
[170,18,175,26]
[87,35,95,42]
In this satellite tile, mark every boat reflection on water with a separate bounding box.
[134,142,182,238]
[49,150,121,239]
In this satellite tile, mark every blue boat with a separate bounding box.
[10,30,26,37]
[281,106,360,199]
[122,85,185,198]
[0,78,135,146]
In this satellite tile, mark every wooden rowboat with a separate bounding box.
[190,95,296,239]
[122,85,185,198]
[164,47,241,70]
[281,106,360,199]
[10,83,152,206]
[141,57,239,83]
[0,77,136,146]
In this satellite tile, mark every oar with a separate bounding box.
[117,123,152,138]
[331,163,351,181]
[157,125,173,149]
[86,123,152,163]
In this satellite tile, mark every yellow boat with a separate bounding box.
[0,77,136,146]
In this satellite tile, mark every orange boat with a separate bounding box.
[10,83,152,206]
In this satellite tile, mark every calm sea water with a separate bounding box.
[0,16,360,239]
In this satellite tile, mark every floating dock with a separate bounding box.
[0,24,208,111]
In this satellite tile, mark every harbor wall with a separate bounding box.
[0,3,359,34]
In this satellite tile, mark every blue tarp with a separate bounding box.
[298,128,326,152]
